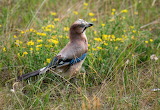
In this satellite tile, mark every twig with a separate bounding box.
[140,18,160,29]
[152,0,156,6]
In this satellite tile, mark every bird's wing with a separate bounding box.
[47,56,72,68]
[47,39,87,69]
[47,53,87,69]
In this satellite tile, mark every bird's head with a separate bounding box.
[70,19,93,34]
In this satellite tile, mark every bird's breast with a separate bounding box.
[75,41,88,54]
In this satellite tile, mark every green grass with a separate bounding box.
[0,0,160,109]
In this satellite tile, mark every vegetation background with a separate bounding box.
[0,0,160,109]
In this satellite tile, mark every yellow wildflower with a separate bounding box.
[13,35,17,38]
[116,38,122,41]
[41,33,46,36]
[52,40,59,44]
[47,25,55,28]
[41,27,45,30]
[122,35,127,39]
[102,34,110,38]
[94,38,102,42]
[3,47,6,52]
[50,12,57,16]
[30,48,33,51]
[40,33,46,36]
[111,35,115,39]
[23,51,28,55]
[0,24,1,27]
[36,44,42,48]
[27,40,34,46]
[15,40,22,46]
[64,27,69,31]
[25,30,29,32]
[91,18,97,22]
[44,28,51,32]
[111,12,115,15]
[46,58,51,63]
[115,46,118,50]
[145,41,148,44]
[130,26,134,29]
[66,36,69,39]
[36,47,40,51]
[88,44,90,47]
[102,35,109,40]
[89,53,94,56]
[132,30,136,33]
[22,52,28,57]
[45,45,53,48]
[101,24,105,27]
[29,28,34,32]
[17,53,20,56]
[104,43,108,46]
[121,9,128,13]
[112,9,116,12]
[89,13,95,16]
[47,39,58,44]
[73,11,78,15]
[37,39,43,43]
[36,32,46,36]
[94,31,97,35]
[150,39,153,42]
[92,48,97,51]
[83,3,88,6]
[32,29,36,32]
[97,46,102,50]
[21,31,25,34]
[54,18,60,21]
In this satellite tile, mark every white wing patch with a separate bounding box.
[40,67,46,72]
[39,67,48,74]
[59,61,64,65]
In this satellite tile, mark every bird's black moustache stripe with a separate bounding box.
[82,27,87,33]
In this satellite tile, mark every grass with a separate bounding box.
[0,0,160,109]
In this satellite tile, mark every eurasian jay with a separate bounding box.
[17,19,93,81]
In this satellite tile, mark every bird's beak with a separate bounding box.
[82,22,93,33]
[86,23,93,28]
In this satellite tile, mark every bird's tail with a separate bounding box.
[17,67,48,81]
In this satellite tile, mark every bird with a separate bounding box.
[17,19,93,81]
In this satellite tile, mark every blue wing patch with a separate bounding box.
[69,53,87,65]
[47,53,87,68]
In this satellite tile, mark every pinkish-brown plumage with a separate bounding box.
[17,19,93,81]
